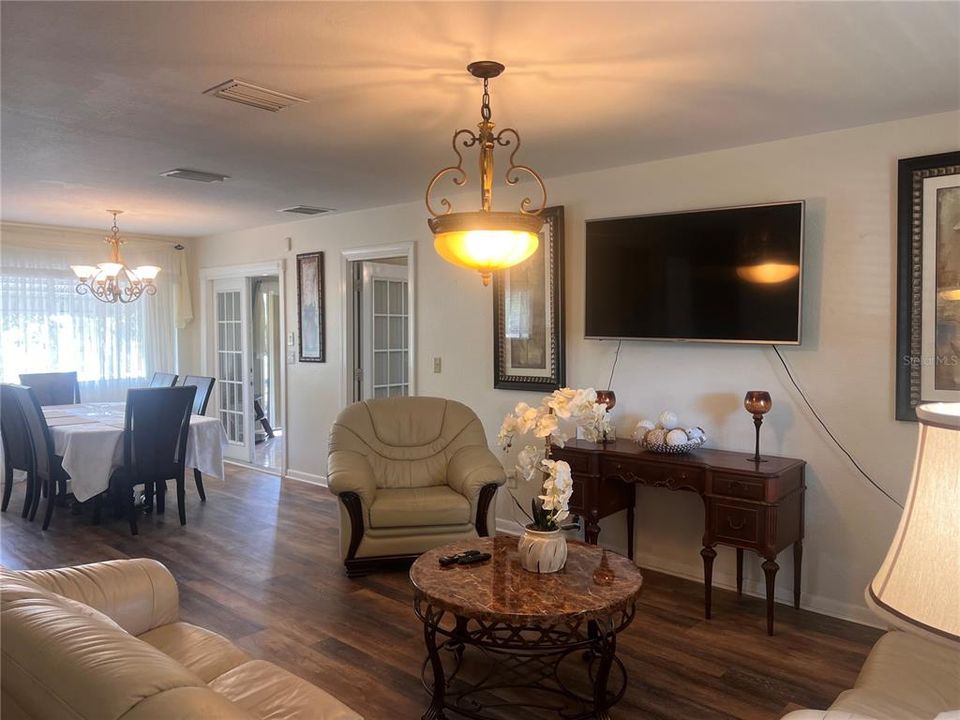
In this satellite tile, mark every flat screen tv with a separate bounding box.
[585,201,804,344]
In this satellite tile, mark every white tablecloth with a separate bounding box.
[44,402,227,503]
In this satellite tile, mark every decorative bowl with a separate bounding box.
[639,428,707,455]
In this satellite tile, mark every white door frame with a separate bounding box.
[199,260,288,476]
[340,242,416,408]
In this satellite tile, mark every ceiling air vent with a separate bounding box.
[278,206,334,216]
[161,168,229,183]
[203,79,307,112]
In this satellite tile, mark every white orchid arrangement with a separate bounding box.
[498,388,612,531]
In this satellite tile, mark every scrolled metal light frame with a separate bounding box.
[72,210,159,304]
[425,61,548,284]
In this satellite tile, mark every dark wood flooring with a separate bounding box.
[0,466,882,720]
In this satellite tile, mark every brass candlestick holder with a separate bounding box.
[744,391,772,463]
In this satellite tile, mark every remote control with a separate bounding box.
[439,549,482,567]
[457,552,491,565]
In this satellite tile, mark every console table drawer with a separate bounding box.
[712,474,765,501]
[601,458,704,492]
[712,501,762,545]
[561,452,593,475]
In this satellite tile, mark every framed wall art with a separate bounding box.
[493,206,565,391]
[896,151,960,420]
[297,251,325,363]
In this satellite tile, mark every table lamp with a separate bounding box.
[744,391,773,463]
[866,402,960,644]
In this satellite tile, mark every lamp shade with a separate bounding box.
[866,402,960,644]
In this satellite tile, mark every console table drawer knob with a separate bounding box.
[727,517,747,531]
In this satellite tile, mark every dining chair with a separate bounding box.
[8,384,70,530]
[149,372,178,388]
[18,372,81,406]
[109,386,195,535]
[1,384,37,518]
[179,375,216,502]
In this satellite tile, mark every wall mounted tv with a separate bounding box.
[585,201,804,344]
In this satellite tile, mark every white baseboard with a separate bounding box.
[284,469,328,487]
[493,517,881,629]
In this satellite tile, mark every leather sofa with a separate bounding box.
[1,559,363,719]
[781,630,960,720]
[328,396,506,577]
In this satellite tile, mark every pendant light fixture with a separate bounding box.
[426,61,547,286]
[71,210,161,303]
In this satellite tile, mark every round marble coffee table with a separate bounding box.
[410,535,643,720]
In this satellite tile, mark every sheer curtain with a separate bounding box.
[0,228,183,401]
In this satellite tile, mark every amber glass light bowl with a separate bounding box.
[744,391,772,416]
[596,390,617,410]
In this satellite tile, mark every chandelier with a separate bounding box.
[71,211,161,303]
[426,61,547,286]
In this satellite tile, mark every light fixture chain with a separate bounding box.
[481,77,491,122]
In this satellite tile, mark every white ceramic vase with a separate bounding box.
[518,527,568,574]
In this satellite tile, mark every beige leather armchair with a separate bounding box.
[328,397,506,577]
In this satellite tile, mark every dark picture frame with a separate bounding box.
[297,251,325,363]
[896,151,960,420]
[493,206,565,391]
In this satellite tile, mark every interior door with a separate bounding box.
[361,262,409,400]
[213,277,254,462]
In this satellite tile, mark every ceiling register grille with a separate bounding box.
[203,79,307,112]
[278,206,334,216]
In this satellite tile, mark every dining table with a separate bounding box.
[42,402,227,503]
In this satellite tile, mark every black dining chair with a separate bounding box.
[149,372,178,388]
[8,384,70,530]
[1,384,37,518]
[109,386,195,535]
[179,375,216,502]
[18,372,81,406]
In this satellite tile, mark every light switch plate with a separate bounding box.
[433,357,442,373]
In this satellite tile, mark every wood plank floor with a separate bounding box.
[0,466,882,720]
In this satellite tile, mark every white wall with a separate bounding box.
[185,111,959,626]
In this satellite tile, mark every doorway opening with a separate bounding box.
[251,276,283,471]
[202,261,287,476]
[341,244,416,405]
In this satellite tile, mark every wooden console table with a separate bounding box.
[551,439,805,635]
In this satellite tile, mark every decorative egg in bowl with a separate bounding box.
[633,413,707,455]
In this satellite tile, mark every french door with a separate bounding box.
[361,263,409,399]
[213,277,254,462]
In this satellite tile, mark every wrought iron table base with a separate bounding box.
[416,600,634,720]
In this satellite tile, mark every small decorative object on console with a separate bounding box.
[744,390,773,463]
[499,387,611,573]
[633,410,707,454]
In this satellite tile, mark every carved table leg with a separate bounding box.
[762,558,779,636]
[592,619,617,720]
[793,541,803,610]
[700,546,717,619]
[736,548,744,597]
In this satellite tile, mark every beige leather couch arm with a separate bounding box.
[14,558,179,635]
[447,446,507,522]
[328,450,378,509]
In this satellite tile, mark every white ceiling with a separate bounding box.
[2,1,958,237]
